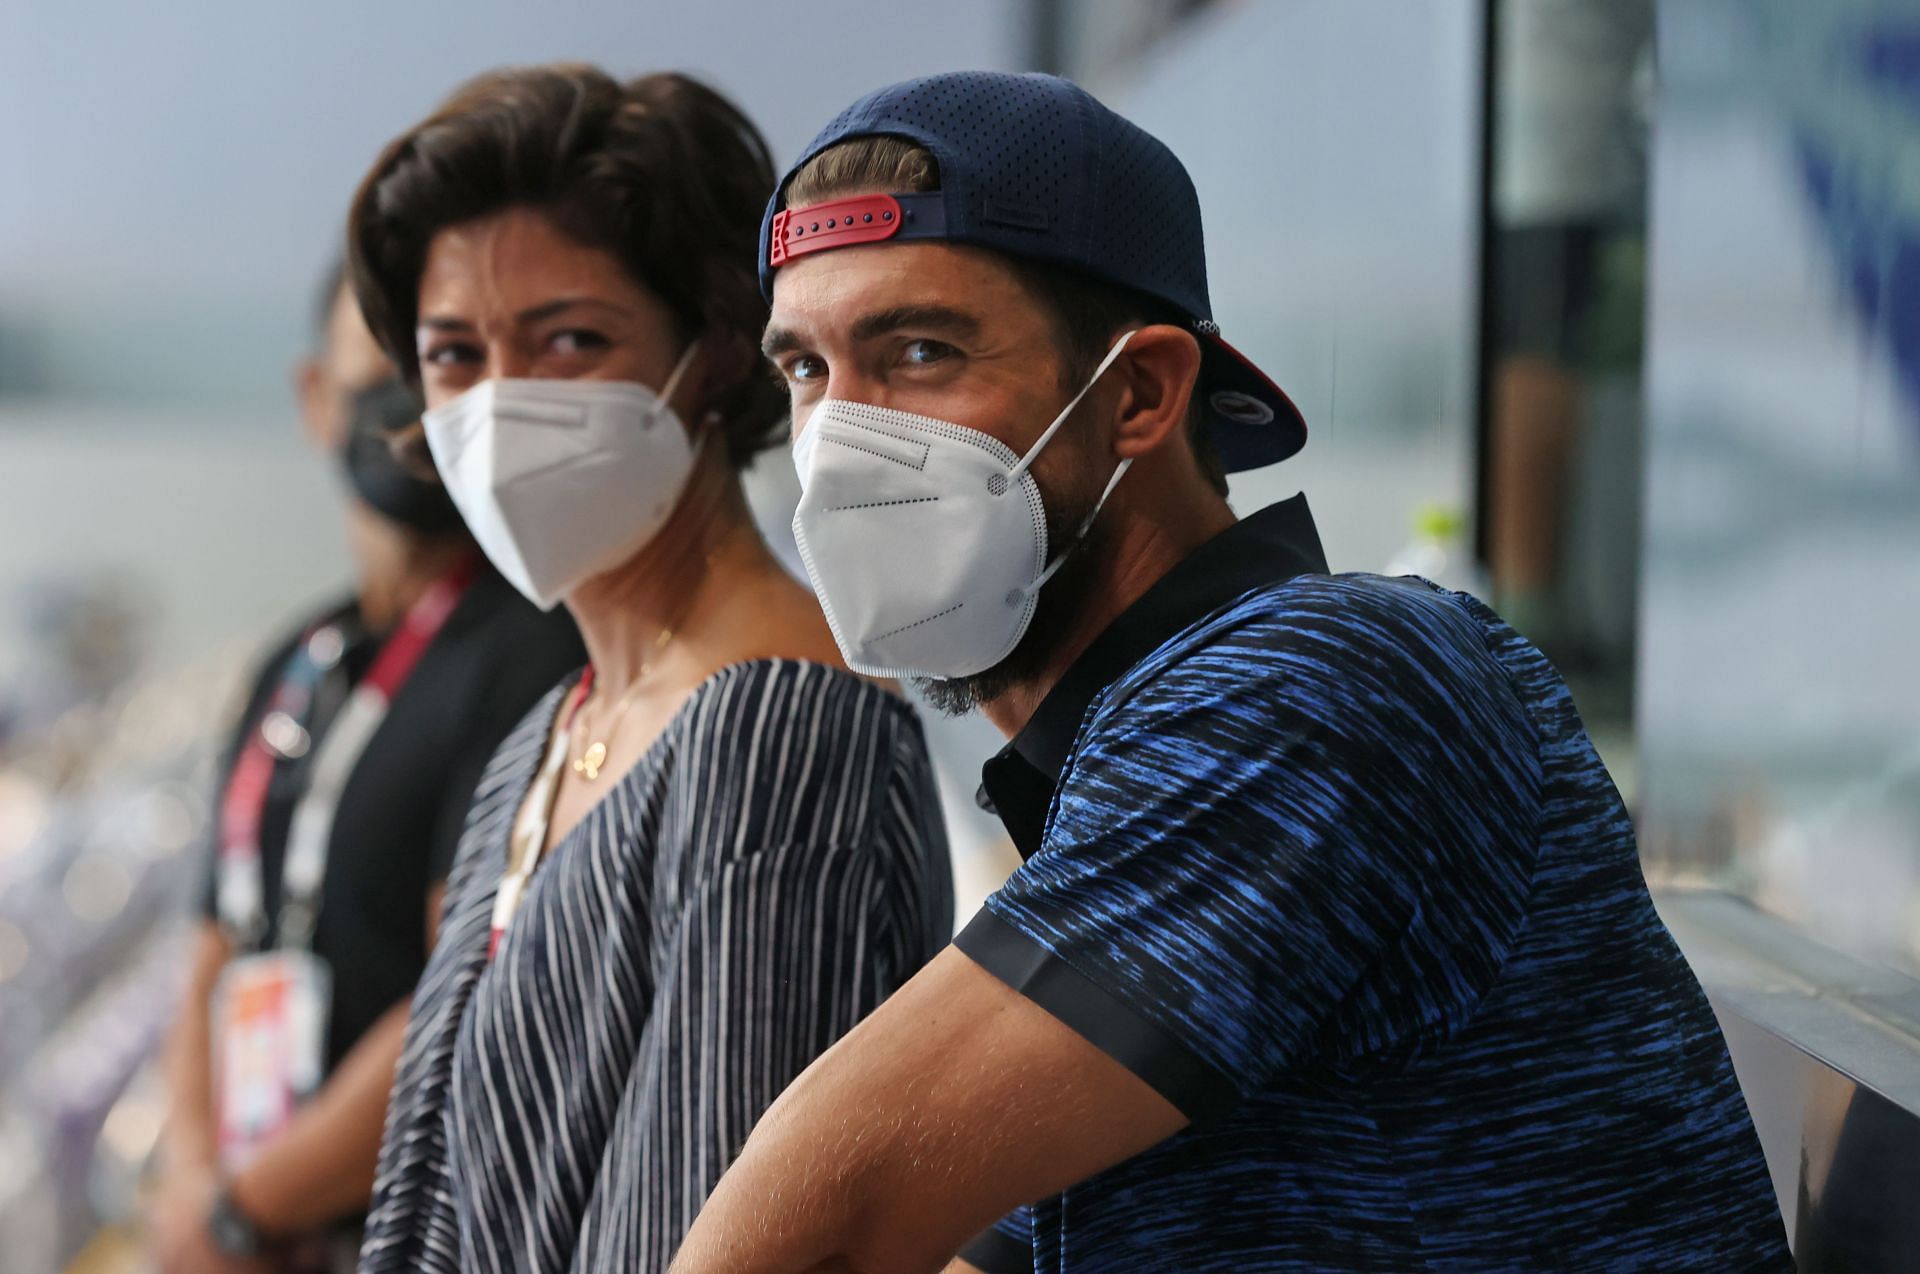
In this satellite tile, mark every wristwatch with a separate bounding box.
[206,1185,265,1258]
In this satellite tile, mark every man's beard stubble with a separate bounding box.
[912,490,1110,718]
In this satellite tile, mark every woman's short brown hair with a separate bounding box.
[348,65,783,467]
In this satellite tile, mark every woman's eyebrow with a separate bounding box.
[514,296,630,324]
[420,296,632,333]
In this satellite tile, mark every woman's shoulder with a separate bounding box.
[663,658,933,847]
[681,658,917,743]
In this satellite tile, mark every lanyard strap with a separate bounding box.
[219,557,476,949]
[488,671,594,961]
[216,629,341,944]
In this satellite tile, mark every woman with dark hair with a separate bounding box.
[347,66,952,1272]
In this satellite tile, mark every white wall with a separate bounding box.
[0,0,1019,407]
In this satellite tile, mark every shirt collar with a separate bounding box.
[980,495,1329,857]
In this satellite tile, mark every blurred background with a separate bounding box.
[1,0,1916,1269]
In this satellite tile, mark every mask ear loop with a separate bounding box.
[1005,329,1141,597]
[657,338,702,420]
[660,339,727,474]
[1005,329,1137,485]
[1023,454,1133,595]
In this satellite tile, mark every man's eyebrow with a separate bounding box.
[851,304,981,342]
[762,304,984,361]
[761,324,804,359]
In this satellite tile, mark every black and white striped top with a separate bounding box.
[359,659,952,1273]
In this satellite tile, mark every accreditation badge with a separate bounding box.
[212,950,332,1172]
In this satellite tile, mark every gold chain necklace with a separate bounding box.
[567,524,750,783]
[570,626,673,780]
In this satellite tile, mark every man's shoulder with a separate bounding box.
[1063,572,1542,816]
[1216,569,1486,637]
[1114,572,1504,712]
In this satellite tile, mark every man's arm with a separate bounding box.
[669,945,1188,1274]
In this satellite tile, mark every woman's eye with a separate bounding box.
[901,339,956,367]
[785,355,827,383]
[422,342,482,367]
[549,329,610,356]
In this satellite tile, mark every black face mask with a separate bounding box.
[339,379,464,534]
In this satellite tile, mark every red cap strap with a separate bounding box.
[768,192,948,269]
[770,193,906,267]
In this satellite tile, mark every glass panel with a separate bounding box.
[1639,0,1920,973]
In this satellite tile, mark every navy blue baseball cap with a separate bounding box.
[759,71,1306,473]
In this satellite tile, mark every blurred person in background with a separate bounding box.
[1485,0,1654,645]
[345,66,951,1272]
[148,266,585,1272]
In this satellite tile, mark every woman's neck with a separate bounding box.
[346,505,471,631]
[562,451,769,695]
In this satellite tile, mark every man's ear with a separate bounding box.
[293,357,334,453]
[1109,325,1202,460]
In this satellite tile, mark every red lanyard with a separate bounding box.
[217,557,476,948]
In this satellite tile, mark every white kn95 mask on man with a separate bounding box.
[422,344,699,610]
[791,330,1136,680]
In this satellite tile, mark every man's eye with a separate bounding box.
[786,355,827,382]
[901,339,956,366]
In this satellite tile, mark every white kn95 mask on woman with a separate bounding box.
[422,344,700,610]
[791,330,1136,680]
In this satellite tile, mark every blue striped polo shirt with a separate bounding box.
[955,497,1788,1272]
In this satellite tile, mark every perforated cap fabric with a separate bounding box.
[760,71,1306,472]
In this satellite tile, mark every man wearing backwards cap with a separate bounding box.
[674,72,1788,1273]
